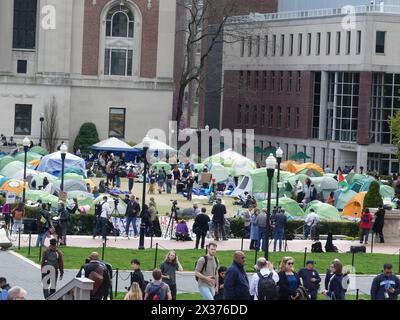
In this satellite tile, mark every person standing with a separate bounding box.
[249,209,259,250]
[93,196,111,241]
[36,203,52,247]
[144,269,172,300]
[242,208,251,239]
[166,171,173,194]
[322,260,346,300]
[298,260,321,300]
[296,179,304,203]
[128,259,147,296]
[304,209,319,240]
[211,198,227,241]
[11,203,24,237]
[157,169,165,194]
[213,266,227,300]
[124,282,143,300]
[41,238,64,298]
[195,242,219,300]
[58,201,70,246]
[371,263,400,300]
[273,208,287,252]
[277,257,300,300]
[360,208,373,244]
[125,196,140,238]
[373,205,385,243]
[249,257,279,300]
[256,209,268,251]
[186,174,194,201]
[172,165,181,187]
[160,251,183,300]
[2,202,11,232]
[193,207,210,249]
[127,168,135,194]
[223,251,251,300]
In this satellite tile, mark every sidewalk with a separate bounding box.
[11,234,400,254]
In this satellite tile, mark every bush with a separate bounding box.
[364,181,383,209]
[73,123,100,156]
[228,217,246,238]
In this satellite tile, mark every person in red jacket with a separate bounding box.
[360,208,373,244]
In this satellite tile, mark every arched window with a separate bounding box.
[104,4,135,76]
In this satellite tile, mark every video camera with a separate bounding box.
[170,200,178,206]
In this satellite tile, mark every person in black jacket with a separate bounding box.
[193,207,210,249]
[125,196,140,238]
[373,205,385,243]
[278,257,300,300]
[322,260,345,300]
[211,198,227,241]
[223,251,250,300]
[298,260,321,300]
[371,263,400,300]
[127,259,147,296]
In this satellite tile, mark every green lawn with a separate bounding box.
[16,247,400,275]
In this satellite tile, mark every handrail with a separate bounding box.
[46,278,94,301]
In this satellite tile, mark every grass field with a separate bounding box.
[16,246,400,275]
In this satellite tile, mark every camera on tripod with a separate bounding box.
[114,198,119,205]
[170,199,178,208]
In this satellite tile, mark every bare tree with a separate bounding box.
[43,96,59,153]
[174,0,244,131]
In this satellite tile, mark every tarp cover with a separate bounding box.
[37,152,85,176]
[91,137,135,152]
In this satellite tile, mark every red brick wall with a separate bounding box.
[222,70,314,139]
[357,72,372,145]
[82,0,159,77]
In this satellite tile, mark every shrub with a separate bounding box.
[228,216,247,238]
[364,181,383,209]
[73,122,100,156]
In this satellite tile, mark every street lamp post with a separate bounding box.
[265,154,277,261]
[275,147,283,208]
[39,114,44,147]
[60,143,68,192]
[139,135,151,250]
[22,137,30,203]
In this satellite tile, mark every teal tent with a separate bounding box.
[0,156,15,170]
[14,152,42,163]
[380,184,394,199]
[335,189,358,211]
[30,146,49,156]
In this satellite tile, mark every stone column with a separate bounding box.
[0,0,14,74]
[318,71,329,140]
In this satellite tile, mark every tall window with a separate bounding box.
[279,71,284,91]
[254,71,259,90]
[376,31,386,54]
[240,37,245,57]
[245,105,250,125]
[289,34,294,56]
[268,106,273,127]
[264,35,268,56]
[307,33,311,56]
[272,35,277,56]
[246,71,251,90]
[287,71,292,92]
[316,32,321,55]
[253,106,257,126]
[261,106,266,127]
[356,31,362,54]
[346,31,351,55]
[237,105,242,125]
[270,71,275,90]
[295,108,300,129]
[109,108,126,138]
[286,107,291,129]
[296,71,301,92]
[298,33,303,56]
[13,0,37,49]
[326,32,331,55]
[14,104,32,135]
[105,4,135,76]
[277,106,282,128]
[248,36,252,56]
[262,71,267,90]
[280,34,285,56]
[336,31,341,55]
[239,71,244,87]
[256,36,260,57]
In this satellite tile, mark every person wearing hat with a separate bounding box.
[40,238,64,298]
[298,260,321,300]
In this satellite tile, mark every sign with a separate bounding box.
[58,191,67,202]
[6,192,16,204]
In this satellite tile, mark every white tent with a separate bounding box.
[231,175,252,198]
[132,138,175,152]
[91,137,135,152]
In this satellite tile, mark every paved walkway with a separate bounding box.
[11,234,400,254]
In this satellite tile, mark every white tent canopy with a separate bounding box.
[91,137,135,152]
[132,138,176,151]
[204,148,256,176]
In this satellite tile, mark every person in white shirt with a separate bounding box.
[93,196,111,241]
[304,209,320,240]
[296,180,304,203]
[250,257,279,300]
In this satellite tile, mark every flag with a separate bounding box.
[338,170,350,192]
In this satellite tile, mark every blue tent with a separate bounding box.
[37,152,85,176]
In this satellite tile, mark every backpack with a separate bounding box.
[257,272,279,300]
[294,285,310,300]
[146,283,166,300]
[195,256,219,281]
[311,241,324,253]
[95,202,105,217]
[44,250,59,269]
[89,270,104,297]
[1,289,8,301]
[361,214,369,224]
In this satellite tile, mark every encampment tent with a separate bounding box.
[287,162,324,175]
[210,163,229,183]
[0,161,26,178]
[305,200,342,221]
[0,156,15,170]
[91,137,136,152]
[342,192,367,220]
[334,189,358,210]
[309,176,339,201]
[14,152,42,163]
[258,197,305,220]
[37,152,85,176]
[380,184,395,199]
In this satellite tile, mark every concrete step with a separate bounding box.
[294,234,349,240]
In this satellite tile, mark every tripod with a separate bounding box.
[110,200,123,241]
[164,202,178,239]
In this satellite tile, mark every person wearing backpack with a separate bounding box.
[223,251,251,300]
[360,208,373,244]
[41,238,64,298]
[195,242,219,300]
[298,260,321,300]
[144,269,172,300]
[36,203,52,247]
[58,201,70,246]
[92,196,111,240]
[250,257,279,300]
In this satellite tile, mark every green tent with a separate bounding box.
[64,172,84,180]
[249,168,293,194]
[193,163,204,172]
[14,152,42,163]
[380,184,394,199]
[25,190,59,208]
[0,161,25,178]
[151,161,172,172]
[67,190,94,207]
[65,167,86,178]
[290,152,311,161]
[345,173,368,185]
[210,163,229,183]
[297,168,323,177]
[30,146,49,156]
[258,197,305,220]
[0,156,15,170]
[305,200,342,221]
[30,172,58,189]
